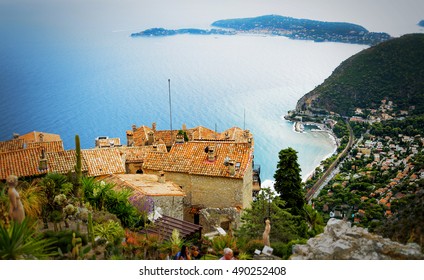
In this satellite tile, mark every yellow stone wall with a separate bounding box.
[143,164,253,228]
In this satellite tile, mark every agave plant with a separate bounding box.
[159,228,185,258]
[0,218,57,260]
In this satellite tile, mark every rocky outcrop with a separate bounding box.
[291,218,424,260]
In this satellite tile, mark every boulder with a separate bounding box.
[291,218,424,260]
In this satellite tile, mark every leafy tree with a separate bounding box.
[273,148,305,216]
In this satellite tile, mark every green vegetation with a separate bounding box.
[0,218,57,260]
[312,115,424,248]
[298,34,424,116]
[273,148,305,216]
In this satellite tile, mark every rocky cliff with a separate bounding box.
[291,218,424,260]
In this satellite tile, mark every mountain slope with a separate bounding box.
[296,34,424,116]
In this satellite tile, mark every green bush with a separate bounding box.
[272,239,307,259]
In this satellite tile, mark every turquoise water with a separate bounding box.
[1,0,422,182]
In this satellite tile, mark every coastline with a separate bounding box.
[289,120,339,182]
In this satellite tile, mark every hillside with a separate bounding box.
[296,33,424,116]
[212,15,390,45]
[132,14,390,45]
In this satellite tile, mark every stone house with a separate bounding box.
[141,140,254,233]
[127,123,253,149]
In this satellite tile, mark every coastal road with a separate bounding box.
[305,119,354,202]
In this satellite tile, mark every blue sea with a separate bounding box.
[1,0,423,182]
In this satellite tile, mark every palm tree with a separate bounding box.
[0,218,57,260]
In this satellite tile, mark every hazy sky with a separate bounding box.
[1,0,423,37]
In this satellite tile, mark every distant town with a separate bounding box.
[287,98,424,231]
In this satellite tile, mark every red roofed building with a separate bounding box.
[142,141,254,231]
[0,147,47,179]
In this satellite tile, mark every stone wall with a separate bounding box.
[291,218,424,260]
[152,196,184,220]
[143,169,253,230]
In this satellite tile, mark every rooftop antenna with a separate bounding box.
[168,79,173,144]
[243,108,246,130]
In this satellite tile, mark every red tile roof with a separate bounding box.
[82,149,125,177]
[27,141,64,153]
[117,145,167,163]
[0,148,47,179]
[46,150,89,174]
[0,139,25,152]
[133,125,153,146]
[131,124,253,147]
[143,141,253,179]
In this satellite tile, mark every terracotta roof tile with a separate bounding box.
[133,125,152,146]
[82,149,125,177]
[46,150,89,174]
[27,141,64,153]
[0,139,25,152]
[0,147,47,179]
[116,145,167,163]
[143,141,253,179]
[189,126,218,140]
[132,124,253,146]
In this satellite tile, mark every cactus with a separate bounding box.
[87,211,95,247]
[71,232,82,259]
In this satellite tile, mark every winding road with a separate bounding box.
[305,119,354,202]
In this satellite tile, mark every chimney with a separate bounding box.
[13,133,20,139]
[147,131,154,145]
[39,149,48,171]
[248,137,253,147]
[243,129,250,138]
[182,123,187,131]
[39,133,44,142]
[152,122,157,132]
[228,159,236,176]
[207,145,216,162]
[158,170,165,183]
[176,133,184,144]
[132,124,137,132]
[126,131,134,147]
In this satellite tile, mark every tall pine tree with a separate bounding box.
[273,147,305,216]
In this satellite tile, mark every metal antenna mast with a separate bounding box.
[168,79,173,144]
[243,108,246,130]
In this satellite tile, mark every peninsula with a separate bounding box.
[131,14,391,45]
